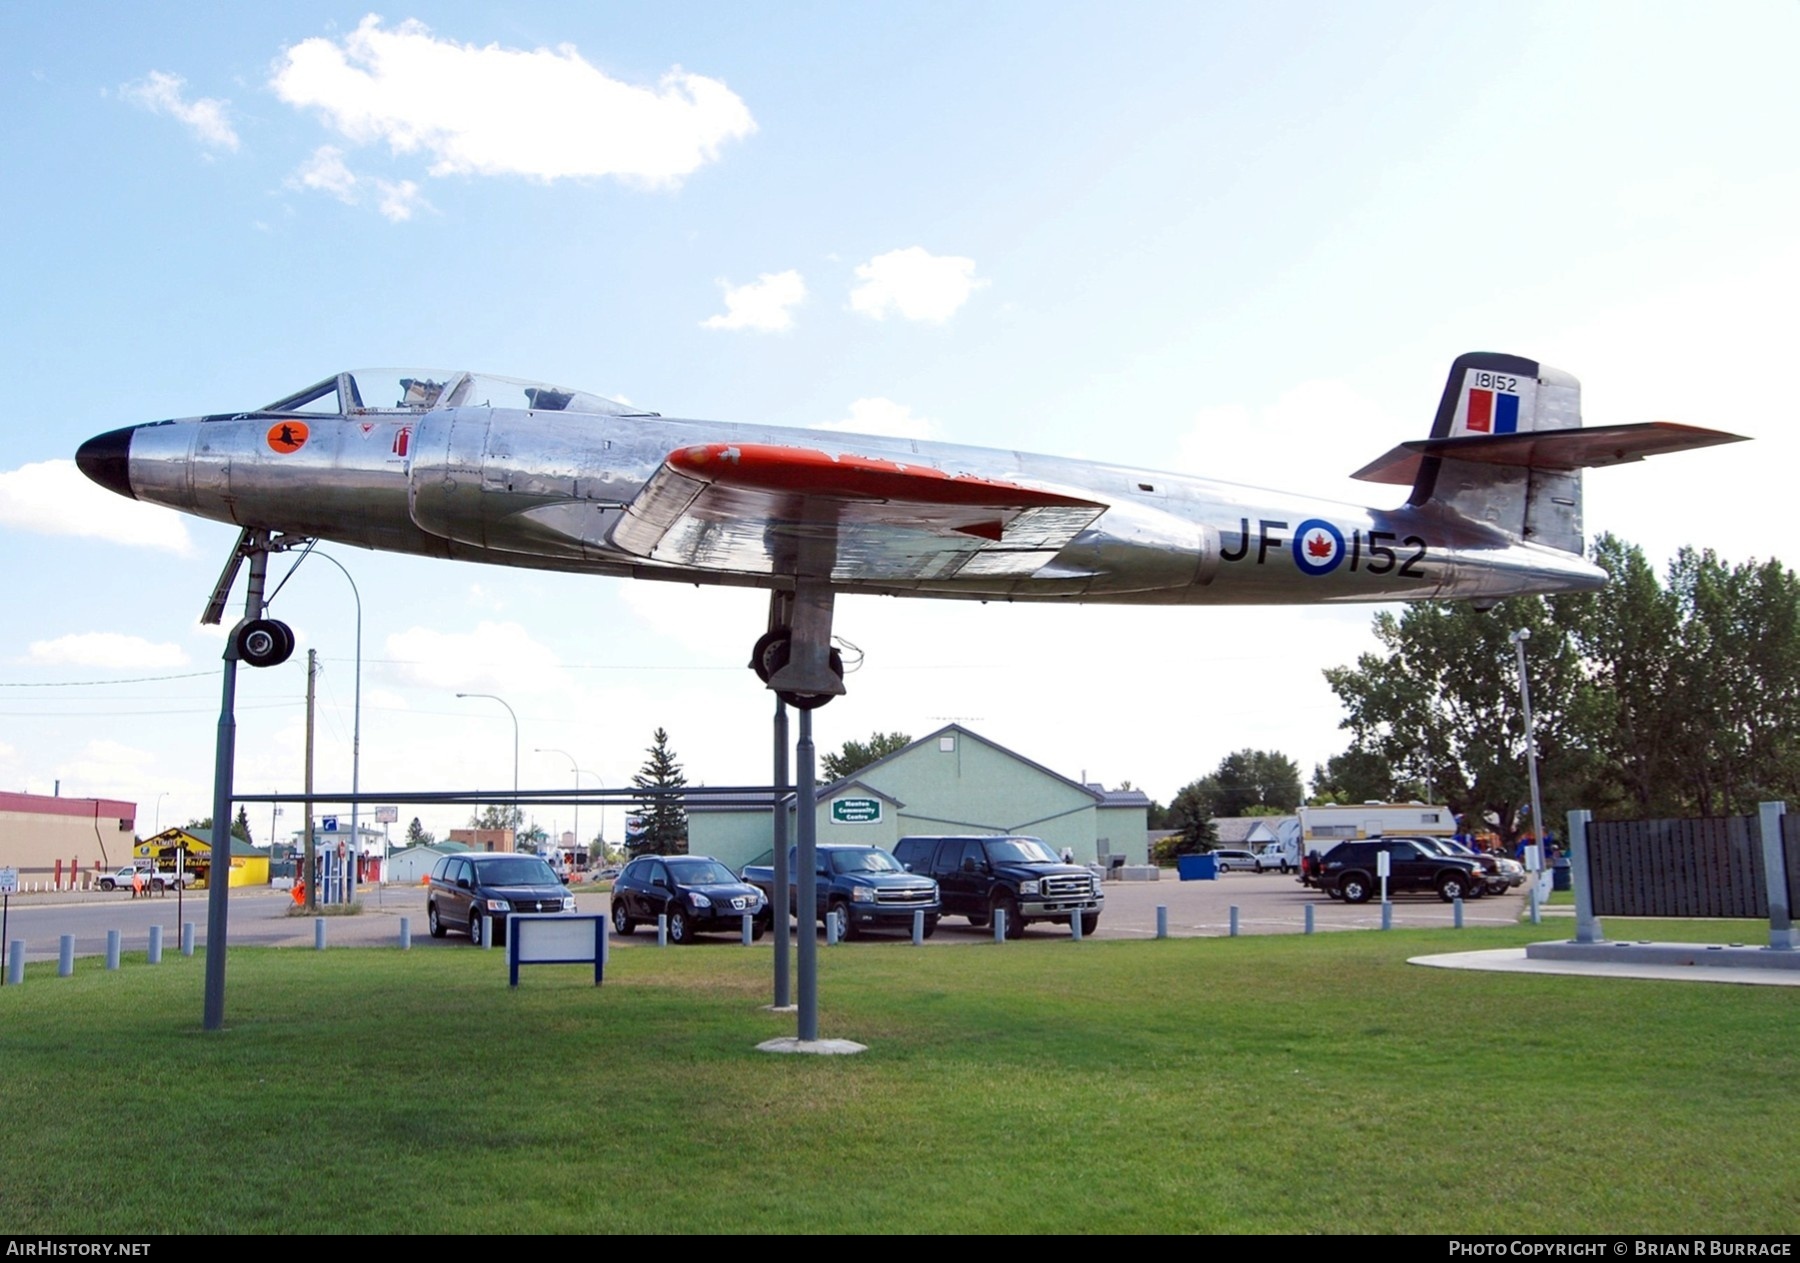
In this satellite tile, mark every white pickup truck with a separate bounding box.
[97,866,190,892]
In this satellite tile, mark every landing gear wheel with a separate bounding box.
[749,630,844,710]
[236,618,295,668]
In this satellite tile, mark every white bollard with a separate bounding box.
[656,913,667,947]
[913,909,925,945]
[1156,905,1168,939]
[106,930,121,970]
[1453,897,1464,929]
[1229,906,1240,937]
[993,907,1007,943]
[6,940,23,985]
[315,918,327,950]
[181,922,196,956]
[741,913,753,946]
[1070,911,1083,941]
[148,925,163,965]
[399,917,411,950]
[1305,904,1315,934]
[58,935,74,977]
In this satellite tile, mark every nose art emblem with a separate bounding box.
[266,421,310,453]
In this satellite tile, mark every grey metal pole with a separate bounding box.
[181,922,195,957]
[772,699,790,1009]
[206,532,270,1031]
[105,929,121,970]
[796,707,818,1042]
[1229,906,1239,937]
[1757,802,1793,950]
[1156,905,1168,939]
[458,692,519,841]
[1453,897,1464,929]
[148,924,163,964]
[1304,904,1315,934]
[1568,809,1604,944]
[1512,629,1548,923]
[59,934,74,977]
[314,918,326,950]
[312,551,362,904]
[399,916,411,950]
[6,940,21,985]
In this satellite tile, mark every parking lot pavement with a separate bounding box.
[599,870,1527,948]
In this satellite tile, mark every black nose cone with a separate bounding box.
[76,426,137,500]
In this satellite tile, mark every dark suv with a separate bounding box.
[1313,837,1484,904]
[892,835,1103,938]
[426,853,577,946]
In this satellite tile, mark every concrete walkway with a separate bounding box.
[1411,945,1800,986]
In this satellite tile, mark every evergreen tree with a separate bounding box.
[404,817,436,847]
[630,728,689,857]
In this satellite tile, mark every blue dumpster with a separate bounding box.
[1177,853,1219,881]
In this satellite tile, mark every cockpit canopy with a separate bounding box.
[260,370,656,418]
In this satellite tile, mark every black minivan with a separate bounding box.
[426,853,577,946]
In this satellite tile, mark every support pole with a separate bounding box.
[1568,809,1604,944]
[1758,802,1792,950]
[771,698,790,1009]
[796,707,818,1042]
[205,532,270,1031]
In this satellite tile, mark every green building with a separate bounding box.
[689,724,1149,872]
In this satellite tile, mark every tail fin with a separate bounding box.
[1353,352,1746,555]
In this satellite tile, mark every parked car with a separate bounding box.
[425,853,577,946]
[1428,836,1527,894]
[742,845,938,940]
[1312,837,1485,904]
[891,835,1101,938]
[611,855,767,944]
[97,865,188,892]
[1212,849,1260,873]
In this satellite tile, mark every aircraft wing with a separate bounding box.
[1351,421,1748,486]
[611,442,1107,580]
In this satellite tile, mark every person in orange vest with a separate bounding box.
[130,869,145,899]
[291,877,306,907]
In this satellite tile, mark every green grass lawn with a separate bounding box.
[1,923,1793,1234]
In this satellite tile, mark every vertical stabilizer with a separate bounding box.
[1410,352,1585,554]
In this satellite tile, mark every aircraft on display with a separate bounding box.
[76,351,1743,708]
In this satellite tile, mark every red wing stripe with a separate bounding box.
[667,443,1100,510]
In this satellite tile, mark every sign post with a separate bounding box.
[0,867,15,986]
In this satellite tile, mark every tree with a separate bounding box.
[1309,746,1402,805]
[233,804,254,847]
[403,817,436,847]
[1191,749,1303,817]
[468,804,524,834]
[822,731,912,782]
[1164,781,1220,856]
[630,728,688,857]
[1322,598,1592,846]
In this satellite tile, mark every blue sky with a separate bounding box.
[2,3,1794,845]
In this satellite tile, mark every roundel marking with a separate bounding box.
[266,420,311,454]
[1293,518,1345,576]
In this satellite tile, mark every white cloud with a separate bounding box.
[849,247,985,323]
[292,144,358,201]
[384,620,564,695]
[287,145,431,221]
[1172,380,1399,508]
[701,270,806,332]
[269,16,755,187]
[28,633,189,670]
[0,460,194,554]
[119,71,240,152]
[815,397,939,440]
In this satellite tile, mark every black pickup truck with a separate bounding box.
[741,844,940,940]
[891,835,1103,938]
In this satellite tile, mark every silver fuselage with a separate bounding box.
[109,400,1606,605]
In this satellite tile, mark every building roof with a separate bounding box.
[823,724,1106,802]
[0,791,136,821]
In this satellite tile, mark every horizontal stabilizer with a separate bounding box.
[1352,421,1747,487]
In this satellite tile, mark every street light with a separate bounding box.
[1510,628,1547,923]
[535,748,580,862]
[310,549,361,902]
[458,692,519,843]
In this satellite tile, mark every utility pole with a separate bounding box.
[304,649,317,913]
